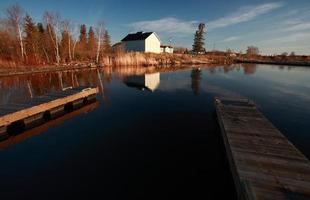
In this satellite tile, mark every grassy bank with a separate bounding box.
[235,54,310,67]
[235,59,310,67]
[0,52,233,76]
[100,52,220,66]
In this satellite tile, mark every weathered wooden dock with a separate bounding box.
[0,101,99,150]
[0,86,99,139]
[215,97,310,200]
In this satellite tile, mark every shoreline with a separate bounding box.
[235,59,310,67]
[0,64,100,77]
[0,62,211,77]
[2,57,310,77]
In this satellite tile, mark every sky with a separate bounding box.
[0,0,309,55]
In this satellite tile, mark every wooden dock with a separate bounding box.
[0,86,99,139]
[0,101,99,150]
[215,97,310,200]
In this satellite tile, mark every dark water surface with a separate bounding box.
[0,64,309,199]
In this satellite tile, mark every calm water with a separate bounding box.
[0,64,309,199]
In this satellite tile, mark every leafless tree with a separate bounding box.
[96,21,104,63]
[43,11,61,65]
[6,4,25,60]
[246,46,259,56]
[62,20,72,62]
[70,21,80,60]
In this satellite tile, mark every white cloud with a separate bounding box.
[207,2,284,30]
[271,32,310,43]
[282,20,310,32]
[129,17,198,34]
[259,32,310,54]
[221,36,241,42]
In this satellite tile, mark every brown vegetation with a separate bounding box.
[101,52,213,66]
[0,4,112,68]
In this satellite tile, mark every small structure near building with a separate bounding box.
[121,32,161,53]
[160,45,174,54]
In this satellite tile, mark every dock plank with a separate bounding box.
[0,87,99,128]
[215,97,310,200]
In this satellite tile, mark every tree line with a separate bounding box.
[0,4,112,66]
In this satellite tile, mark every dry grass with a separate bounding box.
[0,59,19,69]
[100,52,212,66]
[0,52,229,72]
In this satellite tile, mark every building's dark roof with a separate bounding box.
[160,45,173,48]
[121,32,154,42]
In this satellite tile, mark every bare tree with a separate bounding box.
[6,4,25,61]
[62,20,72,62]
[96,21,104,63]
[246,46,259,56]
[43,11,61,65]
[70,22,80,60]
[281,52,288,57]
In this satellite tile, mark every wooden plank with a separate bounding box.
[215,97,310,200]
[0,87,99,127]
[0,126,6,135]
[0,101,99,150]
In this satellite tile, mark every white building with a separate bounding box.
[121,32,161,53]
[160,45,174,54]
[124,73,160,92]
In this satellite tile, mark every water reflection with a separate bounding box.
[0,101,99,149]
[124,72,160,92]
[0,69,109,105]
[0,64,309,199]
[191,68,202,95]
[242,64,257,75]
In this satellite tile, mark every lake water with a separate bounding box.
[0,64,309,199]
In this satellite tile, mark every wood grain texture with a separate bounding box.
[0,86,99,127]
[215,97,310,200]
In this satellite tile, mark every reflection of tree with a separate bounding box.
[0,69,112,105]
[242,64,257,75]
[191,69,202,95]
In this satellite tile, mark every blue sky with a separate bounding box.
[0,0,310,55]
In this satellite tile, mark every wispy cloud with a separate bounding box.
[129,17,198,34]
[207,2,284,30]
[221,36,241,42]
[270,32,310,43]
[282,19,310,32]
[259,32,310,54]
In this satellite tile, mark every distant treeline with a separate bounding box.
[0,4,112,67]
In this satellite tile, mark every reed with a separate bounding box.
[100,52,212,66]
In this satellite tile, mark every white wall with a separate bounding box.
[124,72,160,91]
[161,47,174,54]
[122,40,145,52]
[166,47,174,54]
[145,73,160,91]
[145,33,161,53]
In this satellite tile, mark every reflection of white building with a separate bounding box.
[124,73,160,92]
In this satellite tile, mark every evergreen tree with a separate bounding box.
[87,26,96,59]
[24,14,39,63]
[37,23,50,63]
[78,24,87,55]
[102,30,112,53]
[192,23,206,54]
